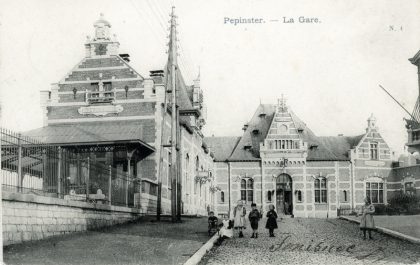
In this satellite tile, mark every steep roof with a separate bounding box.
[222,104,365,162]
[229,104,275,161]
[175,68,194,111]
[204,136,241,162]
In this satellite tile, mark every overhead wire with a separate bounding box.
[130,0,197,82]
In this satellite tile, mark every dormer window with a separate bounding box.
[244,145,252,150]
[252,129,259,135]
[309,144,318,150]
[297,128,304,133]
[259,113,266,118]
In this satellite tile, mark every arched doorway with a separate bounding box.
[276,174,293,216]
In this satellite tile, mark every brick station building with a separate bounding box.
[23,14,420,220]
[25,14,214,216]
[207,99,394,218]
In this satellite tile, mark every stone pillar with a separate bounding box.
[40,90,51,126]
[143,78,155,99]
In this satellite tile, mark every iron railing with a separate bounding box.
[1,127,137,208]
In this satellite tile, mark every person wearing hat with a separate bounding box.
[233,200,246,238]
[248,203,262,238]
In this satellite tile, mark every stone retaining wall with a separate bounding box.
[2,191,143,246]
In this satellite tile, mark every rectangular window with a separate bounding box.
[240,178,254,203]
[413,131,420,142]
[104,82,112,91]
[315,190,320,203]
[405,182,416,195]
[314,178,327,203]
[370,143,378,160]
[321,190,327,203]
[241,190,246,201]
[91,82,99,91]
[366,182,384,203]
[247,190,253,202]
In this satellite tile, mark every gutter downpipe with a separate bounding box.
[227,160,231,218]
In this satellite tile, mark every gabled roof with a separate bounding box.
[217,104,366,162]
[204,136,241,162]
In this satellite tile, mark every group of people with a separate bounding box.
[208,197,377,242]
[208,200,280,241]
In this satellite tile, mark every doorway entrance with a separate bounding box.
[276,174,293,215]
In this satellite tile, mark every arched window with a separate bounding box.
[342,190,348,202]
[220,191,225,203]
[295,190,302,202]
[241,178,254,203]
[314,178,327,203]
[267,190,272,202]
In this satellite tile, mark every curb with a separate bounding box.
[183,233,219,265]
[339,216,420,244]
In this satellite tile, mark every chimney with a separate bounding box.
[242,123,249,131]
[150,70,165,84]
[119,54,130,62]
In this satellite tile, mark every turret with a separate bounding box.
[85,13,120,57]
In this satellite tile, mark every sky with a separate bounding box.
[0,0,420,156]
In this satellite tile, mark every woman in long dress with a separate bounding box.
[359,197,376,240]
[233,200,246,238]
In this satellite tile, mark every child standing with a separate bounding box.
[265,204,278,237]
[208,211,218,236]
[233,200,246,238]
[248,203,262,238]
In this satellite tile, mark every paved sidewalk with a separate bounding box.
[341,215,420,241]
[200,218,420,265]
[4,216,210,265]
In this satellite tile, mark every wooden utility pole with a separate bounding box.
[156,81,167,220]
[169,6,178,222]
[176,99,182,221]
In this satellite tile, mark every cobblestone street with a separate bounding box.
[200,218,420,265]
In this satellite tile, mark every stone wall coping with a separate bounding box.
[2,191,142,214]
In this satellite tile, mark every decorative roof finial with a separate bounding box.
[277,94,287,112]
[367,113,377,131]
